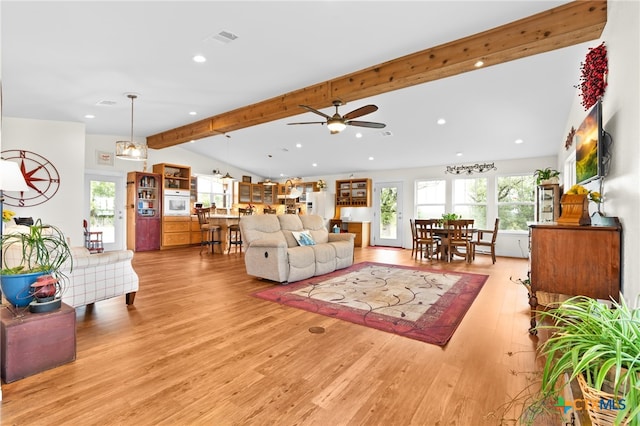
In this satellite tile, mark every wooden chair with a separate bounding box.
[470,218,499,264]
[227,208,252,254]
[83,219,104,254]
[263,207,277,214]
[441,219,473,263]
[413,219,440,260]
[196,208,222,254]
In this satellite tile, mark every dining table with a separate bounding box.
[431,225,477,261]
[208,214,240,253]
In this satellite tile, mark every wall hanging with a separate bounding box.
[0,150,60,207]
[445,162,497,175]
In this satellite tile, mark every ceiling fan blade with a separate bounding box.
[343,104,378,120]
[287,121,326,126]
[346,120,386,129]
[299,105,331,119]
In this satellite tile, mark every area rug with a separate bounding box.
[252,262,488,346]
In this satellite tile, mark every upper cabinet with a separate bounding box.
[336,178,372,207]
[152,163,191,190]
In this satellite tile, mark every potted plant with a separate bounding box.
[439,213,460,226]
[533,167,560,185]
[0,219,73,308]
[532,296,640,425]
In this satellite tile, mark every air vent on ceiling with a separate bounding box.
[209,30,239,44]
[96,100,117,106]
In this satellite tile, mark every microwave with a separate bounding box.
[163,189,190,216]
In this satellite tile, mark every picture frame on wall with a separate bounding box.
[96,150,114,166]
[242,175,252,183]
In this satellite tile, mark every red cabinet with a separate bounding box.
[126,172,161,251]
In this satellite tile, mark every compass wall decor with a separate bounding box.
[0,150,61,207]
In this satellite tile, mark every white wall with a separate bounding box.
[2,117,86,245]
[557,0,640,306]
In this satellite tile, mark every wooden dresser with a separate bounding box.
[527,219,622,332]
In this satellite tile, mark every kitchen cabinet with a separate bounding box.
[161,216,191,247]
[335,178,372,207]
[152,163,191,191]
[126,172,161,251]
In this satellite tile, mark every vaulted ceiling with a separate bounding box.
[1,1,606,179]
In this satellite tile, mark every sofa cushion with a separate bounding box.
[287,246,316,282]
[277,214,304,248]
[240,215,286,247]
[299,215,329,244]
[312,243,337,275]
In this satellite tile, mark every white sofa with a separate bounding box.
[2,225,139,308]
[240,214,355,284]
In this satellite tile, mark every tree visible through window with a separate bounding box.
[497,175,536,231]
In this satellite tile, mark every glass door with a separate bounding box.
[85,172,125,251]
[373,181,403,247]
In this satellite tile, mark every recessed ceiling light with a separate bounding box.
[312,163,318,167]
[193,55,206,63]
[474,60,484,67]
[437,118,446,125]
[296,143,302,148]
[189,111,197,116]
[84,114,95,119]
[368,156,374,161]
[355,132,363,138]
[515,138,524,144]
[456,152,463,157]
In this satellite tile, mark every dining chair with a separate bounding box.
[441,219,473,263]
[263,207,277,214]
[470,218,499,263]
[413,219,440,260]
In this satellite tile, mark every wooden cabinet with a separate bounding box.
[329,220,371,247]
[126,172,161,251]
[536,183,561,222]
[335,178,372,207]
[152,163,191,191]
[262,184,277,205]
[238,182,252,203]
[191,216,203,244]
[251,184,264,204]
[161,216,191,247]
[152,164,192,248]
[528,220,621,331]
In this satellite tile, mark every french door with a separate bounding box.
[84,172,125,251]
[373,181,403,247]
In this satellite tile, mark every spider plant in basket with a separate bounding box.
[534,296,640,425]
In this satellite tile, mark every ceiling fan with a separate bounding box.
[288,100,386,134]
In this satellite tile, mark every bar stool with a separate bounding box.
[227,208,251,254]
[197,208,222,254]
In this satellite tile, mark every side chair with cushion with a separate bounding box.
[196,208,222,254]
[470,218,499,264]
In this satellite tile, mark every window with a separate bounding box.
[415,180,446,218]
[497,175,536,231]
[196,175,230,208]
[453,178,487,229]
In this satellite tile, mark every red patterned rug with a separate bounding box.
[253,262,488,346]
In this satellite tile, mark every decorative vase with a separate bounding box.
[557,194,591,226]
[0,271,47,307]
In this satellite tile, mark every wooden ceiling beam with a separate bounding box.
[147,0,606,149]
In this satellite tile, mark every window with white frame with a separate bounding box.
[415,179,446,219]
[496,174,536,231]
[196,175,230,208]
[453,177,487,229]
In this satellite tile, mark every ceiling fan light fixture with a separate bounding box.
[327,119,346,133]
[116,93,147,161]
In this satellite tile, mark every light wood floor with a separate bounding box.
[0,247,549,425]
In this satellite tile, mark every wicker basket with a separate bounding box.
[577,374,629,426]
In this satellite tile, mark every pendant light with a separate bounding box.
[222,136,234,181]
[116,93,148,161]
